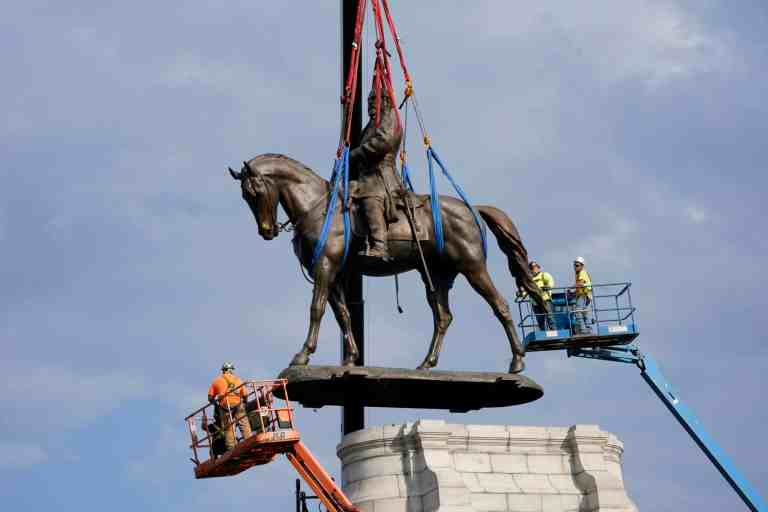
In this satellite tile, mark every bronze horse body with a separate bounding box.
[229,153,547,373]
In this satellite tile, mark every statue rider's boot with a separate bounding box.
[359,197,390,261]
[368,239,389,260]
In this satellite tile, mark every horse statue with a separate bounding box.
[228,153,547,373]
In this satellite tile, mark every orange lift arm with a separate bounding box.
[285,440,360,512]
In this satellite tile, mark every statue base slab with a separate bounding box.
[276,365,543,412]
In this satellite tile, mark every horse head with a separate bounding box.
[229,159,280,240]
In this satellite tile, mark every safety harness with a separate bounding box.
[220,373,240,409]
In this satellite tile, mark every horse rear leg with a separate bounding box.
[418,274,454,370]
[464,268,526,374]
[328,283,359,366]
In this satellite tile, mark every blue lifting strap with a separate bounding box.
[427,149,445,254]
[426,146,487,258]
[342,147,351,264]
[310,146,351,274]
[401,161,415,192]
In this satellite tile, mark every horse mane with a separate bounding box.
[251,153,323,182]
[254,152,293,162]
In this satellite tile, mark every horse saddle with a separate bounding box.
[349,190,430,242]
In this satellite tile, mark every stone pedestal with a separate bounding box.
[337,420,637,512]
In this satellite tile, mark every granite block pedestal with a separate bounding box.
[337,421,637,512]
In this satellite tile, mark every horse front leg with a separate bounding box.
[290,270,332,366]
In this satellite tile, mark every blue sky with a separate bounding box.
[2,1,766,511]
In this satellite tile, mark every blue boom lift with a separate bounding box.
[516,282,766,512]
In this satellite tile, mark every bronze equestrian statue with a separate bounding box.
[228,151,547,374]
[228,86,547,373]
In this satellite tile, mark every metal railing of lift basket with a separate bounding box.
[515,282,637,339]
[184,379,295,465]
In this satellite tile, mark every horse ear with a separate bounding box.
[228,167,242,180]
[243,160,255,176]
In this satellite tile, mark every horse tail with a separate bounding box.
[477,205,547,311]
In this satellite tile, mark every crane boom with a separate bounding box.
[286,440,360,512]
[568,346,767,512]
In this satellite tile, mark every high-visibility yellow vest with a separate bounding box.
[574,270,592,297]
[532,271,555,301]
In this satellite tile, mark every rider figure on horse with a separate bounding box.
[349,86,403,261]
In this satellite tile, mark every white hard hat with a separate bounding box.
[574,256,585,265]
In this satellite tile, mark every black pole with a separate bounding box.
[341,0,365,436]
[295,478,301,512]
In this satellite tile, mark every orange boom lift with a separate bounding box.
[184,379,359,512]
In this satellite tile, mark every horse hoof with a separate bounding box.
[509,358,525,374]
[417,358,437,371]
[342,355,358,367]
[290,352,310,366]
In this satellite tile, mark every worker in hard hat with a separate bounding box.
[208,362,252,452]
[570,257,593,334]
[518,261,555,330]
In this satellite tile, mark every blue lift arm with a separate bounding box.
[568,345,767,512]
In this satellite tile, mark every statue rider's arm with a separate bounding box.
[350,124,395,170]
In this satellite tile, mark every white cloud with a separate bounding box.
[162,55,259,93]
[0,365,151,429]
[124,424,188,484]
[0,442,48,469]
[603,2,732,89]
[0,364,211,432]
[548,213,638,271]
[470,1,734,90]
[67,26,119,60]
[684,205,709,224]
